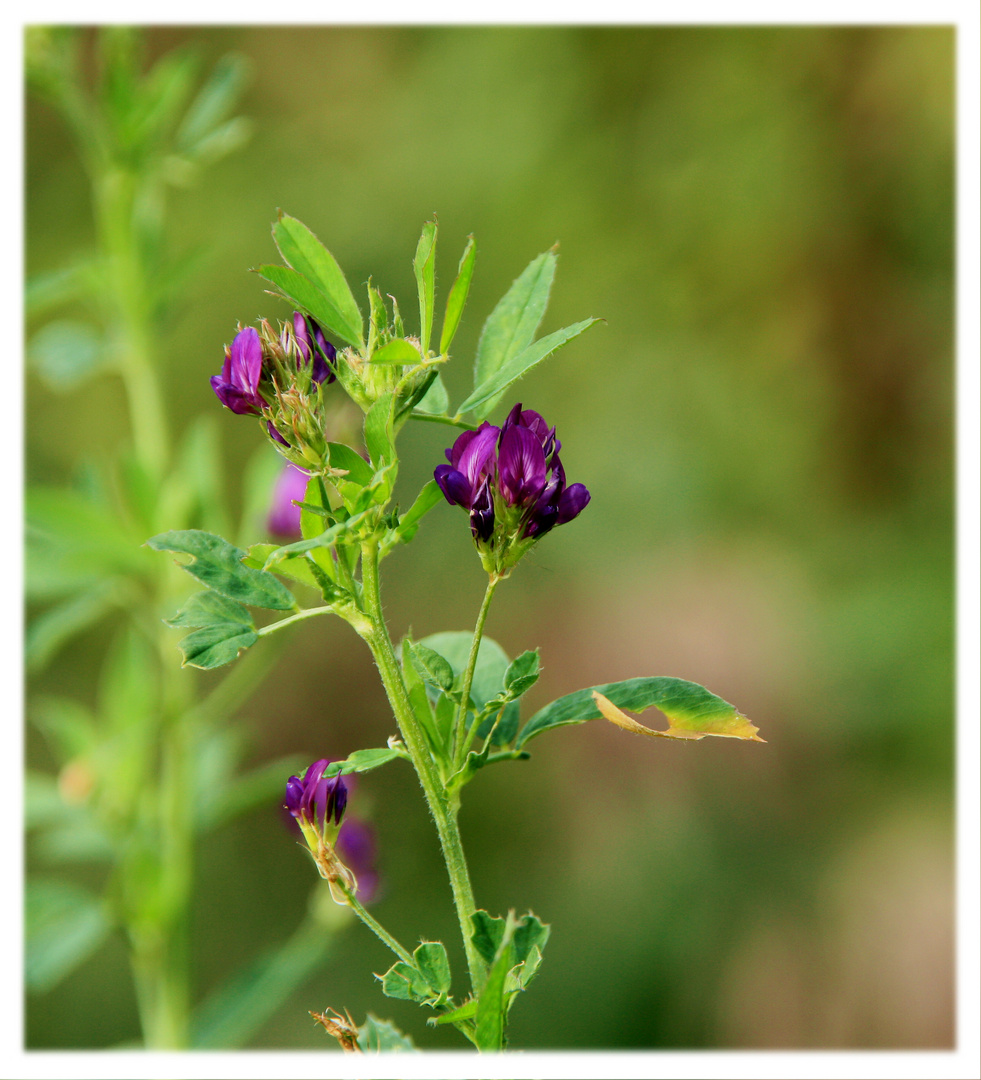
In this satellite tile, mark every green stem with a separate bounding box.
[341,886,414,967]
[359,540,485,990]
[451,576,499,771]
[256,606,333,637]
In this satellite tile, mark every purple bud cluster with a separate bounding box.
[434,404,590,556]
[283,758,348,834]
[210,313,336,422]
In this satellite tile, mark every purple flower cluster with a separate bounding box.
[284,758,348,835]
[210,313,335,416]
[434,404,590,547]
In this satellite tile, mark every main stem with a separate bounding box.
[359,540,485,990]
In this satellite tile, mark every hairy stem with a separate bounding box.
[359,540,485,990]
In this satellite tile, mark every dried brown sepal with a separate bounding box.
[310,1006,361,1053]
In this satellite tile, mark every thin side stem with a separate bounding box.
[451,576,499,771]
[341,886,415,967]
[359,540,485,990]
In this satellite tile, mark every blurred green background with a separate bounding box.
[25,25,954,1049]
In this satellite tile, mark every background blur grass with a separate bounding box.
[25,25,954,1049]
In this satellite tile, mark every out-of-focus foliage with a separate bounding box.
[26,26,953,1048]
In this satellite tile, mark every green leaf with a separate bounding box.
[475,931,512,1051]
[392,479,443,545]
[322,747,406,777]
[409,643,455,692]
[412,370,450,416]
[379,961,430,1002]
[26,878,111,993]
[147,530,295,610]
[369,338,422,364]
[165,590,254,629]
[29,320,106,389]
[364,393,395,468]
[261,509,373,562]
[432,998,478,1025]
[413,219,437,354]
[417,631,511,711]
[516,676,764,749]
[459,317,600,418]
[243,544,321,591]
[326,442,374,487]
[413,941,452,1000]
[471,250,554,418]
[271,215,363,346]
[357,1014,418,1052]
[505,649,540,698]
[175,623,258,670]
[401,637,445,757]
[255,263,362,349]
[470,910,507,966]
[439,235,476,355]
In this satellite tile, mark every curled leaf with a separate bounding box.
[592,690,764,742]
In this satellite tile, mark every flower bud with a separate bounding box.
[284,759,357,901]
[210,327,265,415]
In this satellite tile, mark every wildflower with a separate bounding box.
[284,759,357,901]
[434,403,590,575]
[267,463,310,539]
[210,326,264,415]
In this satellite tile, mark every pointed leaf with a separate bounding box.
[516,676,763,749]
[409,643,455,692]
[472,250,555,417]
[504,649,540,697]
[255,263,362,348]
[475,932,513,1051]
[440,235,476,354]
[412,370,450,416]
[459,318,600,418]
[369,338,422,364]
[413,219,437,354]
[393,479,442,544]
[322,747,406,777]
[272,215,363,346]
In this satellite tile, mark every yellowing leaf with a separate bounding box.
[591,689,764,742]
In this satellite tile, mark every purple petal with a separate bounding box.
[267,420,291,447]
[457,423,500,488]
[557,482,590,524]
[293,312,312,361]
[434,464,473,507]
[469,479,495,541]
[230,327,263,393]
[498,426,547,506]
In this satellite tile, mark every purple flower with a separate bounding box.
[284,758,348,834]
[267,463,309,539]
[211,327,265,415]
[434,404,590,557]
[292,312,336,386]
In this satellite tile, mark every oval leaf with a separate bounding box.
[439,234,476,355]
[516,676,763,749]
[255,263,362,348]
